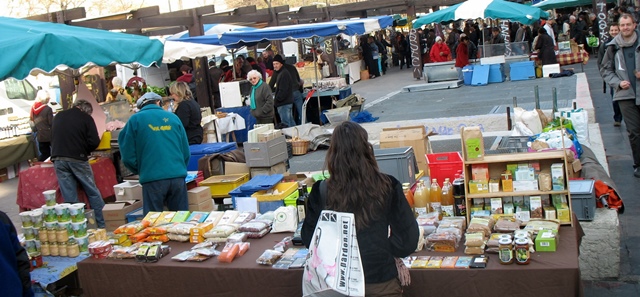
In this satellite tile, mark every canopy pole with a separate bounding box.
[313,43,322,124]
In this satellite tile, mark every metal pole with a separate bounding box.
[534,85,540,109]
[506,106,512,130]
[552,87,558,113]
[512,96,517,108]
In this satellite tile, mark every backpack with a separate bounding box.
[594,180,624,213]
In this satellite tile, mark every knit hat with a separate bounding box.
[435,36,442,42]
[136,92,162,109]
[273,54,285,64]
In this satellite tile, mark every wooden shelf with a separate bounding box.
[466,190,569,199]
[463,150,567,164]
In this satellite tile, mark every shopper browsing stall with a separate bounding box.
[51,100,105,228]
[170,82,203,145]
[271,55,296,128]
[118,92,191,214]
[247,70,274,124]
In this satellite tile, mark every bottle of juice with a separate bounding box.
[429,179,442,216]
[413,181,429,216]
[441,178,455,217]
[402,183,414,210]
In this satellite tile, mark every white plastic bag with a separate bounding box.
[555,109,590,146]
[514,107,543,136]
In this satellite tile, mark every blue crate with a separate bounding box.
[462,65,474,85]
[509,61,536,81]
[488,64,505,83]
[125,207,144,223]
[187,142,237,171]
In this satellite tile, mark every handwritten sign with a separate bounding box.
[501,21,512,56]
[594,0,609,43]
[409,29,422,79]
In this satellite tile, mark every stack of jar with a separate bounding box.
[497,230,532,265]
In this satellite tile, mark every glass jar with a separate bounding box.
[498,238,514,265]
[67,241,80,258]
[41,242,50,256]
[514,238,531,265]
[56,229,69,243]
[88,233,96,244]
[46,228,56,242]
[38,227,48,242]
[58,242,68,257]
[498,234,512,241]
[49,243,59,256]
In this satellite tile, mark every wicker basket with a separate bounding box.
[291,127,310,156]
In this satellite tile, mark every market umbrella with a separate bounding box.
[413,0,550,27]
[0,16,164,81]
[533,0,616,10]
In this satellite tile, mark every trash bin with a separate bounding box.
[462,65,474,85]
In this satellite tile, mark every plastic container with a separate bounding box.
[243,136,288,167]
[427,152,463,187]
[488,64,505,83]
[187,142,237,171]
[569,180,596,221]
[55,203,71,222]
[373,147,418,185]
[462,65,474,85]
[19,211,33,228]
[251,182,298,202]
[113,181,143,202]
[69,203,86,222]
[43,190,57,206]
[200,174,250,198]
[323,106,351,125]
[30,209,44,228]
[509,61,535,81]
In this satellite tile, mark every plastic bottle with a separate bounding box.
[429,179,442,216]
[413,181,429,215]
[441,178,455,217]
[452,172,467,217]
[402,183,415,209]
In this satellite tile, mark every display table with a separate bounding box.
[215,106,255,144]
[77,223,583,297]
[532,50,589,72]
[16,157,117,210]
[346,60,362,84]
[31,254,90,288]
[303,86,352,125]
[0,134,37,169]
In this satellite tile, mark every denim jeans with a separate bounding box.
[54,159,105,228]
[617,100,640,167]
[142,177,188,215]
[277,104,296,128]
[293,90,304,125]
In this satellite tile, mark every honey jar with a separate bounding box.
[58,242,68,257]
[67,241,80,258]
[41,243,50,256]
[56,229,69,243]
[49,243,59,256]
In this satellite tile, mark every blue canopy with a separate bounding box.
[0,16,164,81]
[166,23,255,48]
[219,16,394,47]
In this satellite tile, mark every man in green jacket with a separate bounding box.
[118,92,191,214]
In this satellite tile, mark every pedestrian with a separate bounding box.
[247,70,274,125]
[535,28,558,66]
[0,210,34,297]
[118,92,191,214]
[430,36,451,62]
[170,82,203,145]
[368,36,382,78]
[598,23,623,126]
[455,36,470,80]
[176,64,197,101]
[271,55,296,128]
[208,60,223,108]
[600,13,640,178]
[301,121,419,295]
[269,54,304,125]
[30,90,53,161]
[51,99,105,228]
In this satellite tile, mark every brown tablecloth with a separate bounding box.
[0,135,36,169]
[78,223,584,297]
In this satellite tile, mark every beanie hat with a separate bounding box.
[273,54,285,64]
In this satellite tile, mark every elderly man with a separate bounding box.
[600,13,640,178]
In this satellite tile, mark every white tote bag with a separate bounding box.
[302,210,365,297]
[555,108,590,146]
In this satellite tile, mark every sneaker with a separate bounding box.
[635,168,640,178]
[614,121,621,127]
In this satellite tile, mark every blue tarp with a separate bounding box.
[219,16,394,48]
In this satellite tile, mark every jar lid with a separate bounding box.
[498,238,512,245]
[498,234,512,240]
[514,233,529,239]
[515,238,528,245]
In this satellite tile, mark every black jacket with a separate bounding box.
[0,211,33,297]
[51,107,100,161]
[269,63,303,93]
[175,99,203,145]
[301,175,419,284]
[272,68,294,107]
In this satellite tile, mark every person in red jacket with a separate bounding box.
[455,35,470,81]
[429,36,451,63]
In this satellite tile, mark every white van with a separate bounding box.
[0,76,61,119]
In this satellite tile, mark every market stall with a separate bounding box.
[76,223,583,297]
[163,23,254,64]
[0,134,37,170]
[16,157,117,210]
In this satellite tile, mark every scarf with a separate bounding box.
[250,79,263,110]
[615,31,638,48]
[31,102,47,116]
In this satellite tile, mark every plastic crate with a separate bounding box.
[488,64,505,83]
[199,174,250,198]
[569,180,596,221]
[251,182,298,202]
[323,107,351,125]
[427,152,463,187]
[374,147,418,185]
[509,61,536,81]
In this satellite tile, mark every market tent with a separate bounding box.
[219,16,394,48]
[413,0,550,27]
[533,0,616,10]
[163,24,255,63]
[0,16,163,81]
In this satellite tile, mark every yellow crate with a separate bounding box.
[199,174,249,198]
[283,188,301,207]
[252,182,298,202]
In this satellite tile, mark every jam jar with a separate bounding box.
[498,238,514,265]
[514,238,531,265]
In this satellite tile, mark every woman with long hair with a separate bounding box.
[169,82,203,145]
[301,121,419,296]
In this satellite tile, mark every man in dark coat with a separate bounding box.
[0,211,33,297]
[208,60,224,108]
[271,55,295,128]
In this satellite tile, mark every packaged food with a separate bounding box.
[114,220,150,235]
[237,242,250,256]
[136,244,150,262]
[191,241,215,250]
[129,232,149,243]
[202,211,224,226]
[167,233,190,242]
[469,255,488,268]
[186,211,210,223]
[88,241,112,254]
[204,224,238,238]
[145,234,170,243]
[218,242,240,263]
[464,232,486,247]
[256,211,275,221]
[426,256,443,269]
[193,247,220,257]
[498,238,514,265]
[438,216,467,230]
[142,212,162,226]
[425,232,459,252]
[144,225,169,235]
[454,256,473,268]
[227,232,248,243]
[246,227,271,239]
[467,216,495,238]
[464,244,486,255]
[108,244,140,259]
[416,212,440,227]
[218,211,240,226]
[411,256,430,269]
[494,217,522,233]
[274,236,293,253]
[172,251,209,262]
[441,256,458,269]
[256,249,283,265]
[167,222,198,235]
[170,211,191,223]
[239,220,270,233]
[233,212,256,225]
[145,244,162,262]
[271,207,298,233]
[524,219,560,234]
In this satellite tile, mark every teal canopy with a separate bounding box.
[533,0,616,10]
[0,17,164,81]
[414,0,550,27]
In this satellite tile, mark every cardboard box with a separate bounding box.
[188,198,215,212]
[225,162,250,175]
[113,181,143,201]
[535,230,558,252]
[105,220,126,232]
[529,196,543,219]
[250,162,288,178]
[471,164,489,181]
[102,200,143,221]
[551,163,565,190]
[555,203,571,223]
[190,222,214,237]
[125,208,144,223]
[502,179,514,192]
[379,125,432,173]
[188,187,212,205]
[513,180,539,192]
